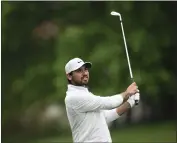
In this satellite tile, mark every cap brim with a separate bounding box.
[84,62,92,69]
[68,62,92,74]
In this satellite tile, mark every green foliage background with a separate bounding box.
[1,1,176,141]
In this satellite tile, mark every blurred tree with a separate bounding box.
[1,1,176,136]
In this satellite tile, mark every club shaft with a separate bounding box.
[114,13,138,104]
[121,21,138,104]
[120,21,133,80]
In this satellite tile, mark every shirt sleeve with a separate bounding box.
[103,109,120,124]
[66,91,123,112]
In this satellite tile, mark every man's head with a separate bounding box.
[65,58,92,86]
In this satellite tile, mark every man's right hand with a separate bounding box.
[126,82,139,96]
[121,82,139,101]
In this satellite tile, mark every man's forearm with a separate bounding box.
[120,91,130,102]
[116,101,131,116]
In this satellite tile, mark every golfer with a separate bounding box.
[65,57,140,143]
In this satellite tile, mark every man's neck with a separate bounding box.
[68,84,89,90]
[70,83,88,88]
[67,84,89,92]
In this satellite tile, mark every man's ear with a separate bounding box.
[66,74,72,81]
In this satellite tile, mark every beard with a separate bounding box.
[72,76,89,86]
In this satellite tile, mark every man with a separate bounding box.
[64,57,140,143]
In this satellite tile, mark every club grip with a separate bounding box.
[130,78,139,105]
[135,100,139,105]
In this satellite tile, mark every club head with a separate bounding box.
[110,11,120,16]
[110,11,122,21]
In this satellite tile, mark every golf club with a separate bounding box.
[110,11,139,105]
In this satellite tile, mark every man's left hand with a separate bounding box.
[127,92,140,108]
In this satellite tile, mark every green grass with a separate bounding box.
[4,121,176,143]
[36,121,176,143]
[111,121,176,142]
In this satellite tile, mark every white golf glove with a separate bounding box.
[127,92,140,108]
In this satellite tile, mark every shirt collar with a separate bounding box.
[67,84,89,92]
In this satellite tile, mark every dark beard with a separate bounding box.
[71,77,88,86]
[72,80,88,86]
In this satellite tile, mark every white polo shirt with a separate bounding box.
[65,84,124,143]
